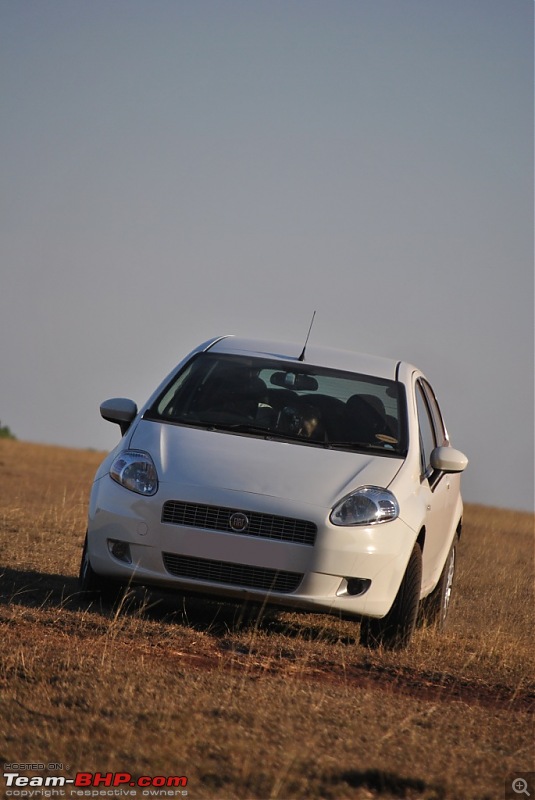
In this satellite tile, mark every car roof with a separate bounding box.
[205,335,408,381]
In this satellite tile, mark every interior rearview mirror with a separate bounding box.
[270,372,319,391]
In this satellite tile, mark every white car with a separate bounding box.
[80,336,468,648]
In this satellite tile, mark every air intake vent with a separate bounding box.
[162,501,316,546]
[162,553,303,594]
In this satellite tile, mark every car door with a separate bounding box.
[415,380,458,594]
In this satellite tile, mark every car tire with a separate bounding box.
[418,540,456,631]
[359,543,422,650]
[79,532,123,604]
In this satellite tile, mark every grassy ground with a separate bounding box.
[0,439,533,800]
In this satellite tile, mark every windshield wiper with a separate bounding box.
[210,422,275,435]
[148,415,403,453]
[208,423,331,445]
[326,440,399,453]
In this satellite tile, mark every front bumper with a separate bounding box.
[86,476,417,619]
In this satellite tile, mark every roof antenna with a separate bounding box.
[298,311,316,362]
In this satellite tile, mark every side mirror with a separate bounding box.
[100,398,138,435]
[430,446,468,474]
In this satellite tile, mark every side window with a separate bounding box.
[421,380,448,446]
[416,383,436,476]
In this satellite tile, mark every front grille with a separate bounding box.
[162,553,303,594]
[161,500,316,546]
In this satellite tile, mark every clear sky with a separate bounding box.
[1,0,533,512]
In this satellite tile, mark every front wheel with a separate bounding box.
[79,532,123,604]
[418,541,456,630]
[359,543,422,650]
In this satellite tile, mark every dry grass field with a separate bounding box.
[0,439,533,800]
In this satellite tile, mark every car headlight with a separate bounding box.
[330,486,399,526]
[109,450,159,496]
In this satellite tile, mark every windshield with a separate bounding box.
[145,353,407,455]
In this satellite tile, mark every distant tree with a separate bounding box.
[0,421,16,440]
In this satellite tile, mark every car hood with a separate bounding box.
[129,420,404,509]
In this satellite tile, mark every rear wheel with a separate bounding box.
[359,544,422,650]
[418,541,456,630]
